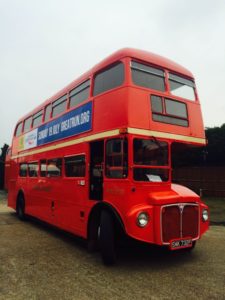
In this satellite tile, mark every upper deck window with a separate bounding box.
[69,79,90,108]
[24,117,32,133]
[33,111,43,128]
[93,62,125,96]
[151,95,188,127]
[15,122,23,137]
[44,104,52,122]
[169,73,196,101]
[131,61,165,92]
[52,95,67,118]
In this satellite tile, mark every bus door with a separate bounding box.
[89,141,104,200]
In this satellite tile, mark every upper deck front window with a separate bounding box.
[169,73,196,101]
[131,61,165,92]
[93,62,125,96]
[133,138,169,182]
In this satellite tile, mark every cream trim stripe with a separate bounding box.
[11,127,206,159]
[127,128,206,145]
[11,129,120,159]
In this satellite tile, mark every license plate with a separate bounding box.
[170,238,192,250]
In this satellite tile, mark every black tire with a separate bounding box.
[99,210,116,265]
[17,194,26,221]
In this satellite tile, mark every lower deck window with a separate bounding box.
[19,163,27,177]
[47,158,62,177]
[65,155,85,177]
[133,138,169,182]
[40,160,47,177]
[105,138,128,178]
[133,168,169,182]
[28,162,38,177]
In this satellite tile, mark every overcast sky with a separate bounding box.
[0,0,225,147]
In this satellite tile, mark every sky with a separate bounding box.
[0,0,225,147]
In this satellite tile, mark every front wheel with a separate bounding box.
[99,210,116,265]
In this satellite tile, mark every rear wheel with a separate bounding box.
[99,210,116,265]
[17,194,26,221]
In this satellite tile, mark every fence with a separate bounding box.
[172,166,225,197]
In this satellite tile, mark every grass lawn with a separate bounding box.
[202,197,225,225]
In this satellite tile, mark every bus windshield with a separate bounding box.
[133,138,169,182]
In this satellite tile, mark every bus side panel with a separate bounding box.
[54,143,89,236]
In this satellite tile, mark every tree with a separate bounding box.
[172,124,225,168]
[0,143,9,189]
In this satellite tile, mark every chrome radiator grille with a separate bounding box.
[161,204,199,243]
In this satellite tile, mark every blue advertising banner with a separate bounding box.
[37,101,92,146]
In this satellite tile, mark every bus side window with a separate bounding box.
[44,104,52,122]
[69,80,90,108]
[15,122,23,137]
[52,95,67,118]
[19,163,27,177]
[24,117,32,133]
[47,158,62,177]
[40,160,47,177]
[105,139,128,179]
[28,162,39,177]
[32,110,43,128]
[93,62,125,96]
[65,155,85,177]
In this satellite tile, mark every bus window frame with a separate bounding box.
[27,161,39,178]
[93,61,126,97]
[105,137,128,179]
[32,110,43,129]
[151,95,189,127]
[52,95,68,119]
[69,79,91,109]
[47,158,63,178]
[168,72,197,101]
[15,122,23,137]
[64,154,86,178]
[131,136,171,183]
[44,103,52,123]
[130,59,166,93]
[24,116,32,133]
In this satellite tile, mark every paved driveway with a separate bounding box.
[0,192,224,300]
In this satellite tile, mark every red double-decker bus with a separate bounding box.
[7,48,209,264]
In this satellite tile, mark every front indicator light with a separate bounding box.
[137,212,149,227]
[202,209,209,222]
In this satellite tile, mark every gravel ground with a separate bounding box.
[0,191,225,300]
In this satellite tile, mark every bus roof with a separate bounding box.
[18,48,194,123]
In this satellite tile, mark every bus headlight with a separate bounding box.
[202,209,209,222]
[137,212,149,227]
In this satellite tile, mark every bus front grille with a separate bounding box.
[161,204,199,244]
